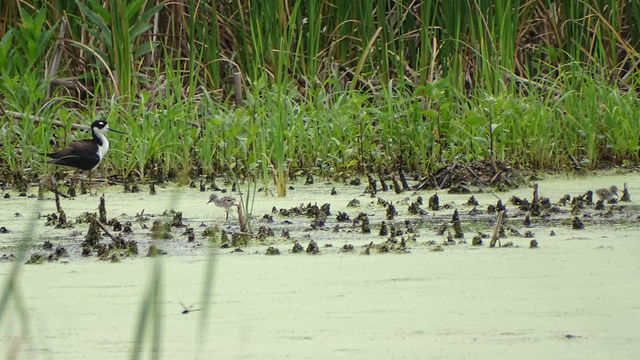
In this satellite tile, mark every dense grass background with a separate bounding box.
[1,0,639,189]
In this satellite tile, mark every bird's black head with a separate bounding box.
[90,119,111,137]
[91,120,108,130]
[91,118,126,136]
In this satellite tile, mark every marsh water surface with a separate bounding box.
[1,172,639,359]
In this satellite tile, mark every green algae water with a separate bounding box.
[0,172,639,358]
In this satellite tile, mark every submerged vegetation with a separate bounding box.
[0,0,639,190]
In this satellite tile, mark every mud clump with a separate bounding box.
[448,185,471,194]
[55,210,72,229]
[202,225,219,238]
[291,242,304,253]
[257,226,275,239]
[377,238,409,253]
[451,210,464,239]
[76,212,95,224]
[99,195,107,223]
[170,212,186,228]
[385,203,397,220]
[110,218,123,231]
[83,216,102,247]
[308,217,325,230]
[109,236,138,256]
[26,253,46,264]
[304,174,314,185]
[349,178,361,186]
[1,254,16,262]
[54,246,69,258]
[443,232,456,245]
[428,193,440,211]
[347,199,360,208]
[621,183,631,202]
[122,221,133,233]
[304,204,322,218]
[379,221,388,236]
[391,177,403,194]
[362,241,374,255]
[366,174,377,194]
[44,213,58,226]
[571,217,585,230]
[183,227,195,242]
[265,246,280,255]
[336,211,350,222]
[147,245,167,257]
[151,220,172,239]
[67,183,76,197]
[352,213,370,233]
[231,233,252,247]
[79,181,89,195]
[467,196,479,206]
[306,240,320,255]
[341,244,354,252]
[361,216,371,233]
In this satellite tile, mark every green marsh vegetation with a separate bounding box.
[0,0,638,191]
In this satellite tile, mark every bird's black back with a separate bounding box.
[45,139,101,170]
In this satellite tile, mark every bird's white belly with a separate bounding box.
[97,138,109,159]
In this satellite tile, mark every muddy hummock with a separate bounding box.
[416,159,526,191]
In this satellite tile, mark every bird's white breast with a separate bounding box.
[96,133,109,159]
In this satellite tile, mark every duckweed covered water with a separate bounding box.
[0,171,639,358]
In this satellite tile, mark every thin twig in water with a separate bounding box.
[490,210,505,248]
[95,220,116,240]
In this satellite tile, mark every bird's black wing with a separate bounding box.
[45,139,100,170]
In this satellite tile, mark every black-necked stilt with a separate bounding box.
[595,185,618,202]
[43,119,124,171]
[207,193,239,221]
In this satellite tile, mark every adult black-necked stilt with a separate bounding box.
[208,193,239,221]
[43,119,124,171]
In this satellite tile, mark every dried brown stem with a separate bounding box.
[489,210,505,248]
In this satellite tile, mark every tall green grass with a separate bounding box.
[1,0,639,186]
[2,69,639,186]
